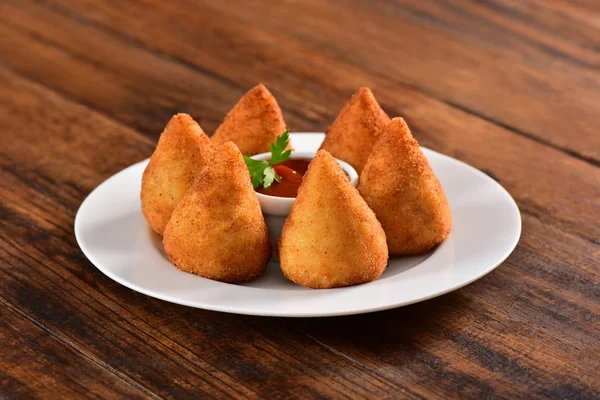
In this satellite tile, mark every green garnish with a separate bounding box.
[244,131,292,189]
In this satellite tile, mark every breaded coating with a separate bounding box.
[211,84,287,156]
[278,150,388,289]
[163,142,271,282]
[359,118,452,255]
[319,87,390,174]
[141,113,214,235]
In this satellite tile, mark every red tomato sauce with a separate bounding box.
[256,158,350,198]
[256,159,311,198]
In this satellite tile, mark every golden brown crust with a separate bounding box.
[319,87,390,174]
[162,142,271,282]
[358,118,452,255]
[278,149,388,289]
[211,84,287,156]
[141,113,214,235]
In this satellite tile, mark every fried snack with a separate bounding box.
[211,84,287,156]
[141,113,214,235]
[359,118,452,255]
[319,87,390,174]
[278,150,388,289]
[163,142,271,282]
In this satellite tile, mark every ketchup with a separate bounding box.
[256,159,311,198]
[256,158,350,198]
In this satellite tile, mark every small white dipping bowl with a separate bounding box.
[251,151,359,255]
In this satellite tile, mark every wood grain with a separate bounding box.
[0,299,150,399]
[372,0,600,79]
[42,0,599,164]
[1,0,599,398]
[199,0,600,164]
[1,0,599,244]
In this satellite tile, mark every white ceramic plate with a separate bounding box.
[75,133,521,317]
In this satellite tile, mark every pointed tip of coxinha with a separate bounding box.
[211,141,246,172]
[307,149,350,188]
[211,84,287,156]
[278,149,388,289]
[163,141,271,283]
[320,87,390,174]
[254,82,269,94]
[356,86,378,103]
[382,117,414,147]
[359,117,452,255]
[294,150,361,216]
[141,113,214,235]
[160,113,212,150]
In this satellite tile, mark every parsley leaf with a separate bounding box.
[243,131,292,189]
[263,166,277,188]
[269,130,292,165]
[244,156,269,188]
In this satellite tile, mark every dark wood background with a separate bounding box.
[1,0,599,398]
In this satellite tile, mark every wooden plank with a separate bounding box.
[0,299,152,399]
[1,64,599,397]
[371,0,600,81]
[0,67,414,399]
[8,0,600,165]
[543,0,600,15]
[192,0,600,165]
[0,0,320,137]
[1,1,599,242]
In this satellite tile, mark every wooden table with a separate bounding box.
[2,1,599,398]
